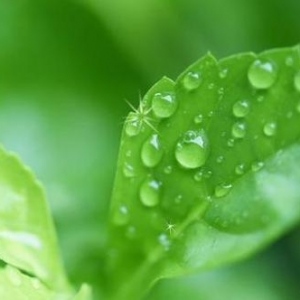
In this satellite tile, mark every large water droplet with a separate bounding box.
[175,129,209,169]
[152,92,177,118]
[125,113,141,136]
[294,71,300,92]
[140,178,161,207]
[232,100,250,118]
[141,134,163,168]
[232,122,246,139]
[183,71,201,91]
[214,183,232,198]
[112,204,130,226]
[123,162,135,178]
[263,122,277,137]
[248,59,277,89]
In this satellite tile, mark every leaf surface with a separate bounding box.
[108,45,300,299]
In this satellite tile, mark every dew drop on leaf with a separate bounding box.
[141,134,164,168]
[194,113,203,124]
[140,178,161,207]
[219,68,228,79]
[232,100,250,118]
[214,183,233,198]
[125,113,142,136]
[227,138,235,147]
[112,204,130,226]
[216,155,224,164]
[123,162,135,178]
[183,71,202,91]
[175,129,209,169]
[248,59,277,89]
[232,121,246,139]
[251,161,264,172]
[7,267,22,287]
[31,278,41,290]
[158,233,171,251]
[194,170,203,182]
[263,122,277,137]
[294,71,300,92]
[235,163,245,175]
[164,165,173,174]
[152,92,177,118]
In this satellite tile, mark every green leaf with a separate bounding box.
[0,263,91,300]
[0,145,69,290]
[108,45,300,299]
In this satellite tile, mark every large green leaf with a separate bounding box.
[0,146,69,290]
[108,45,300,299]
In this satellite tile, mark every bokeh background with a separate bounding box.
[0,0,300,299]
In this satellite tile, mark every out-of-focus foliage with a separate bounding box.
[0,0,300,299]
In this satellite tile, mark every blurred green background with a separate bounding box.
[0,0,300,299]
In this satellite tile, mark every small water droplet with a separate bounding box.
[113,205,129,226]
[208,83,215,90]
[123,162,135,178]
[31,278,41,290]
[7,267,22,287]
[219,68,228,79]
[235,163,245,175]
[216,156,224,164]
[251,161,264,172]
[183,71,202,91]
[208,111,214,118]
[175,129,209,169]
[126,226,137,239]
[152,92,177,118]
[218,87,224,95]
[248,59,277,89]
[232,100,250,118]
[232,122,246,139]
[227,138,235,147]
[140,179,161,207]
[164,165,172,174]
[194,114,203,124]
[125,150,132,158]
[257,95,264,102]
[194,170,203,182]
[158,233,171,251]
[294,71,300,92]
[204,170,212,178]
[285,56,294,67]
[263,122,277,137]
[214,183,232,198]
[174,194,183,204]
[141,134,164,168]
[125,113,142,136]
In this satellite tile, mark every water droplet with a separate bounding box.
[219,68,228,79]
[285,56,294,67]
[125,112,142,136]
[248,59,277,89]
[232,100,250,118]
[112,204,129,226]
[125,226,137,239]
[235,163,245,175]
[204,170,212,178]
[175,129,209,169]
[140,179,161,207]
[152,92,177,118]
[7,267,22,286]
[216,156,224,163]
[294,71,300,92]
[194,114,203,124]
[208,111,214,118]
[125,150,132,158]
[141,134,163,168]
[257,95,264,102]
[164,165,172,174]
[232,122,246,139]
[31,278,41,290]
[194,170,203,182]
[183,71,201,91]
[218,87,224,95]
[123,162,135,178]
[174,194,183,204]
[263,122,277,137]
[214,183,232,198]
[251,161,264,172]
[208,83,215,90]
[227,138,235,147]
[158,233,171,251]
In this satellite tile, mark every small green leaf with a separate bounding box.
[108,45,300,299]
[0,146,69,290]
